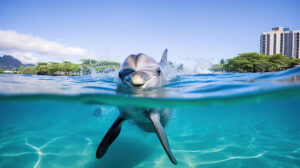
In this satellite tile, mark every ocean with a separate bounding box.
[0,67,300,168]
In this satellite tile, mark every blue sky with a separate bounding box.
[0,0,299,71]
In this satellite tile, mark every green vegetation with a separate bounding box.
[18,62,81,75]
[18,66,36,74]
[34,62,80,75]
[210,59,225,73]
[210,53,300,73]
[16,60,121,76]
[0,69,4,74]
[169,61,184,71]
[36,62,49,75]
[79,59,120,75]
[94,61,121,73]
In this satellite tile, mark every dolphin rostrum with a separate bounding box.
[96,49,177,165]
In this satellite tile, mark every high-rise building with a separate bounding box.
[260,27,300,59]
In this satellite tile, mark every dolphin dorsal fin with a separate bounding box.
[149,112,177,165]
[160,48,168,63]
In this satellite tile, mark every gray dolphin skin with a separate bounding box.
[96,49,177,165]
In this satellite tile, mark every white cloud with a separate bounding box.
[0,30,94,61]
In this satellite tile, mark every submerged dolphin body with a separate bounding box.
[96,49,177,165]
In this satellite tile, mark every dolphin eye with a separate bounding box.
[157,69,161,75]
[119,69,134,80]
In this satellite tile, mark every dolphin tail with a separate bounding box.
[96,115,124,159]
[160,48,168,63]
[149,112,177,165]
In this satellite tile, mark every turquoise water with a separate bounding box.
[0,67,300,168]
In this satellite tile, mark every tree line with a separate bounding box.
[18,60,121,75]
[169,61,184,72]
[80,59,121,75]
[210,53,300,73]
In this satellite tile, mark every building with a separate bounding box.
[260,27,300,59]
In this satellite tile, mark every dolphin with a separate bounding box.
[96,49,177,165]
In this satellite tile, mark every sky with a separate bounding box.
[0,0,299,72]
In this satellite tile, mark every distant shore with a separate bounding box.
[0,55,184,76]
[210,53,300,73]
[0,59,121,76]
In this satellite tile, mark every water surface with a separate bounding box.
[0,67,300,168]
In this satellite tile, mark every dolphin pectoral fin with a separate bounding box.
[149,112,177,165]
[96,115,124,159]
[160,48,168,63]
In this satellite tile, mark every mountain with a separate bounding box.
[0,55,22,70]
[0,55,34,70]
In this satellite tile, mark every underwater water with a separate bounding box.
[0,67,300,168]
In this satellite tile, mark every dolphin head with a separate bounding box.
[118,52,166,88]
